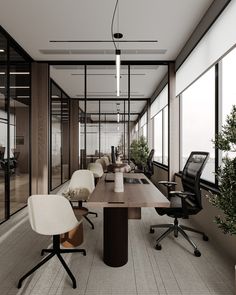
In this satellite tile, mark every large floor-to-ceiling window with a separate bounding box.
[180,67,215,183]
[221,46,236,161]
[0,30,31,222]
[177,46,236,186]
[150,85,168,165]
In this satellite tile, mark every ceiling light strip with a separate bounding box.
[49,40,158,43]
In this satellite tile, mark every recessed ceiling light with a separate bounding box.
[10,72,30,75]
[0,72,30,75]
[10,86,30,89]
[0,49,5,53]
[16,95,30,98]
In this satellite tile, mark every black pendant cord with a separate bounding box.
[111,0,119,50]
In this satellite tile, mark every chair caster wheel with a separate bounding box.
[155,244,162,250]
[150,228,154,234]
[41,250,44,256]
[203,235,209,241]
[83,251,86,256]
[194,249,201,257]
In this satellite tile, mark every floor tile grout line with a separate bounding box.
[139,216,166,295]
[184,249,215,294]
[0,230,50,289]
[143,210,170,294]
[84,218,102,295]
[200,248,235,292]
[129,221,139,295]
[144,210,183,294]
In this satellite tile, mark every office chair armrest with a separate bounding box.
[169,190,195,196]
[158,181,177,188]
[169,191,196,207]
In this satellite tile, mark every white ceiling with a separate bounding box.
[0,0,214,120]
[0,0,213,61]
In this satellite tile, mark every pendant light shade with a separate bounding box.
[116,49,121,97]
[117,112,120,123]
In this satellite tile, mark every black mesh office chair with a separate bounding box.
[133,149,154,179]
[150,151,209,257]
[145,148,154,179]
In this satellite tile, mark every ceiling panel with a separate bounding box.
[50,64,168,100]
[0,0,213,61]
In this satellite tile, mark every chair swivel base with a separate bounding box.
[74,206,98,230]
[18,235,86,289]
[150,218,208,257]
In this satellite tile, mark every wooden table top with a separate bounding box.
[87,173,170,208]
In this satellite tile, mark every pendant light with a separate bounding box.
[111,0,122,97]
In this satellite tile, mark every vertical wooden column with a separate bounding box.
[70,100,79,175]
[168,62,179,181]
[31,63,49,194]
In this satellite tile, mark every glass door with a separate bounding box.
[9,47,31,215]
[0,31,31,222]
[0,32,8,222]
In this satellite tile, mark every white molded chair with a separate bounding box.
[88,162,104,180]
[95,158,107,172]
[66,170,97,229]
[102,156,110,167]
[18,195,86,289]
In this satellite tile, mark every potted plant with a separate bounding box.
[208,105,236,234]
[130,135,149,171]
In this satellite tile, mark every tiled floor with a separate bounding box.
[0,191,234,295]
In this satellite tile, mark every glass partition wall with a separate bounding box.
[0,32,7,222]
[50,81,70,191]
[49,62,168,182]
[79,65,131,167]
[0,31,31,222]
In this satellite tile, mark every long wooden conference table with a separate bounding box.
[87,173,170,267]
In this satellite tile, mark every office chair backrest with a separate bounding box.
[182,151,209,208]
[69,169,95,194]
[88,162,103,178]
[0,147,5,160]
[102,156,110,166]
[147,149,154,171]
[28,195,79,236]
[111,146,116,164]
[95,158,107,171]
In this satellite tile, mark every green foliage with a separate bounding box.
[130,136,149,169]
[209,105,236,235]
[214,105,236,152]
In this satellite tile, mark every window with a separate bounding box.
[163,107,168,165]
[151,86,168,165]
[140,112,147,139]
[153,112,162,163]
[181,67,215,183]
[221,47,236,160]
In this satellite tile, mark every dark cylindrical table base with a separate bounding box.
[103,207,128,267]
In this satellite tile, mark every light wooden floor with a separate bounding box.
[0,197,234,294]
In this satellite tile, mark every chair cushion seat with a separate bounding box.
[156,206,201,218]
[156,194,200,217]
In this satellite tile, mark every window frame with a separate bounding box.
[179,63,219,188]
[151,85,168,168]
